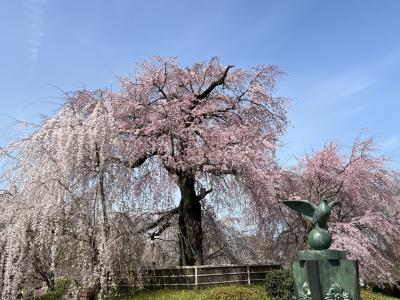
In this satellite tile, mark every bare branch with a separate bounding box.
[196,66,234,100]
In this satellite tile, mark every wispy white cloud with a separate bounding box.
[306,50,400,104]
[382,136,400,150]
[332,104,367,119]
[320,71,376,101]
[26,0,47,73]
[306,68,377,105]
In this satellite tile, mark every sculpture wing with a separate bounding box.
[283,200,317,223]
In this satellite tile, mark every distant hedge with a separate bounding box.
[265,269,295,300]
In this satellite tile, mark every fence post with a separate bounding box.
[195,265,198,289]
[247,265,251,285]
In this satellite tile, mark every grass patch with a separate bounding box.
[106,285,266,300]
[105,285,399,300]
[361,289,399,300]
[109,288,204,300]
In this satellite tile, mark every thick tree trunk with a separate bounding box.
[177,174,203,266]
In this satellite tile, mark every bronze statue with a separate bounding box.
[283,198,340,250]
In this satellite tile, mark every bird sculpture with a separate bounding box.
[283,198,340,250]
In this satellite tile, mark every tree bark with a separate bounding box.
[177,174,203,266]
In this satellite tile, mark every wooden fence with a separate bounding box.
[141,264,281,289]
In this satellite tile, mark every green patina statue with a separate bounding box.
[283,198,360,300]
[283,198,340,250]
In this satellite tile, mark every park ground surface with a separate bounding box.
[103,285,399,300]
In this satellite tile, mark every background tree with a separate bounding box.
[276,136,400,282]
[0,93,151,298]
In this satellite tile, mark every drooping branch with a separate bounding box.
[95,146,110,240]
[145,207,179,231]
[140,207,180,240]
[0,146,17,160]
[204,167,238,177]
[148,220,174,240]
[108,151,157,169]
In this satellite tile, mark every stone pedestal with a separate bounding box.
[291,250,360,300]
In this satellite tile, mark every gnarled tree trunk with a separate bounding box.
[177,174,203,266]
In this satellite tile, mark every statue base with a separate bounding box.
[292,250,360,300]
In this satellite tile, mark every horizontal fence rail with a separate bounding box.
[141,264,281,289]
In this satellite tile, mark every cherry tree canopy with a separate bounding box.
[112,57,288,265]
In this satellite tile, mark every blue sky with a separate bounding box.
[0,0,399,168]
